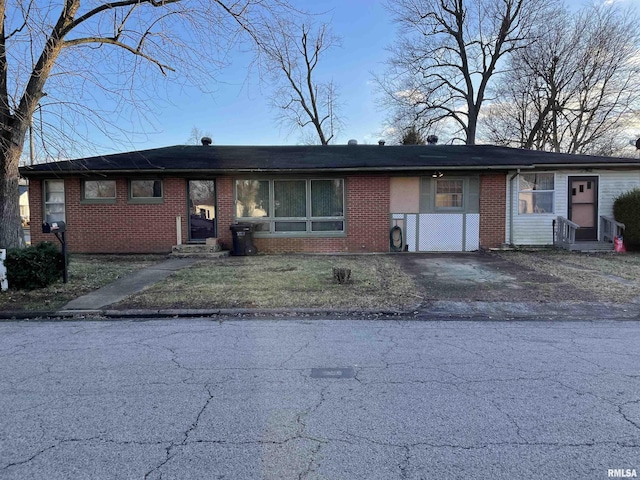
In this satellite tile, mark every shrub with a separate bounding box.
[613,188,640,247]
[5,242,64,290]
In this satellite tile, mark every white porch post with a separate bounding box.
[176,216,182,245]
[0,249,7,291]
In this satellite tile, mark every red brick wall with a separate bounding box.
[29,177,188,253]
[344,175,390,253]
[28,179,43,238]
[479,173,507,249]
[216,177,234,250]
[28,175,392,254]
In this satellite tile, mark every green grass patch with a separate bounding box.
[117,255,420,310]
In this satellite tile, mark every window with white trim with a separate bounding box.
[235,179,345,234]
[44,179,65,223]
[518,173,554,214]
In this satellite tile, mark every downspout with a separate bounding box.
[508,169,520,245]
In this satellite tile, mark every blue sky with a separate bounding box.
[144,0,629,150]
[143,0,394,149]
[30,0,636,159]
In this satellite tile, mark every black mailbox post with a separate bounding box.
[42,221,68,283]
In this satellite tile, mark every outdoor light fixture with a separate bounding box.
[432,171,444,178]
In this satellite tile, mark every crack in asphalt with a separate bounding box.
[337,430,640,450]
[143,384,215,480]
[399,445,410,479]
[298,441,322,480]
[280,340,311,368]
[1,444,58,471]
[618,400,640,431]
[1,436,105,471]
[550,377,640,436]
[294,385,329,479]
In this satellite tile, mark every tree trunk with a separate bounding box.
[0,134,27,250]
[466,110,477,145]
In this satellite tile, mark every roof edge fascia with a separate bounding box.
[20,165,535,177]
[21,162,640,177]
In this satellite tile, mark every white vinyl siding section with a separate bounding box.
[506,169,640,246]
[599,171,640,219]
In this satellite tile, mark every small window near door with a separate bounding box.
[435,179,464,209]
[44,179,65,223]
[518,173,554,214]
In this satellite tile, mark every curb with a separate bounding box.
[1,301,639,321]
[0,307,413,321]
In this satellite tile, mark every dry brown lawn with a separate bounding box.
[495,250,640,303]
[116,255,420,310]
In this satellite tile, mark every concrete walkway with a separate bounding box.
[61,258,197,311]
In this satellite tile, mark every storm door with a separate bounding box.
[188,180,216,241]
[568,176,598,241]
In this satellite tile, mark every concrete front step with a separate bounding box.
[171,244,230,258]
[564,241,614,252]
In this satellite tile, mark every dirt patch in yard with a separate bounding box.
[395,252,599,302]
[115,255,420,310]
[494,250,640,303]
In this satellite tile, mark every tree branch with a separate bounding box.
[62,0,181,37]
[63,36,175,74]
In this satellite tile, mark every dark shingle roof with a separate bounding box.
[19,144,640,177]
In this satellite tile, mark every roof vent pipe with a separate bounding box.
[378,139,386,146]
[201,137,212,146]
[348,139,358,146]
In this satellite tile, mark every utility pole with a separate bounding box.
[29,120,34,165]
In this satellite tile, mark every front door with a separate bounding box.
[568,176,598,241]
[188,180,216,241]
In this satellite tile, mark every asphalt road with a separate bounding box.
[1,318,639,479]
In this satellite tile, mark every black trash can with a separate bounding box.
[229,223,258,256]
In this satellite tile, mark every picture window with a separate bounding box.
[235,178,345,234]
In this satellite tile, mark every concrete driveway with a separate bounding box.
[1,318,638,479]
[396,253,594,302]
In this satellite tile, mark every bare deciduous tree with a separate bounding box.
[484,4,640,156]
[0,0,300,249]
[377,0,554,145]
[186,126,213,145]
[262,22,342,145]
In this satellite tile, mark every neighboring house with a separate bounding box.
[18,144,640,254]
